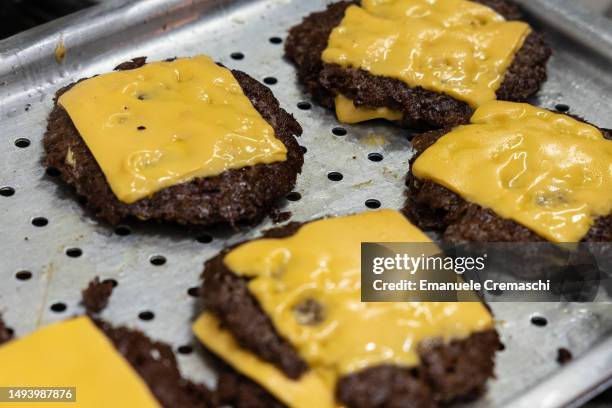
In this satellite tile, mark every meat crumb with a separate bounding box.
[556,347,573,365]
[82,276,115,314]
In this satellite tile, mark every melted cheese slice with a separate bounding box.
[335,94,403,124]
[193,313,337,408]
[194,210,492,405]
[0,316,160,407]
[59,56,287,203]
[323,0,531,109]
[413,101,612,242]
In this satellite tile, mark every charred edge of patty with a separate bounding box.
[0,315,14,345]
[201,222,308,380]
[94,318,214,408]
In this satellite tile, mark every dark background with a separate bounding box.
[0,0,95,39]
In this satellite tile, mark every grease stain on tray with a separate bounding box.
[55,38,67,64]
[361,133,387,146]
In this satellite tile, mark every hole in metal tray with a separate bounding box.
[50,302,67,313]
[327,172,343,182]
[114,225,132,236]
[150,255,167,266]
[368,152,383,162]
[286,191,301,202]
[138,311,155,321]
[196,234,213,244]
[177,344,194,354]
[31,217,48,227]
[14,138,30,148]
[531,315,548,327]
[332,127,347,136]
[65,248,83,258]
[365,199,381,209]
[15,270,32,281]
[297,101,311,110]
[0,187,15,197]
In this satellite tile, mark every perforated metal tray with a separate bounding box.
[0,1,611,407]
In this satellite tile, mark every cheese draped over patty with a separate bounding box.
[323,0,531,122]
[413,101,612,243]
[58,56,287,203]
[194,209,493,408]
[0,316,160,407]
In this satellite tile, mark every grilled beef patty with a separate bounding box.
[285,0,551,129]
[200,221,501,408]
[43,57,304,226]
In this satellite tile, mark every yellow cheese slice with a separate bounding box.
[323,0,531,109]
[193,313,338,408]
[334,94,403,124]
[0,316,160,408]
[58,56,287,203]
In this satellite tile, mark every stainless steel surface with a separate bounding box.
[581,0,612,18]
[515,0,612,63]
[0,0,611,406]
